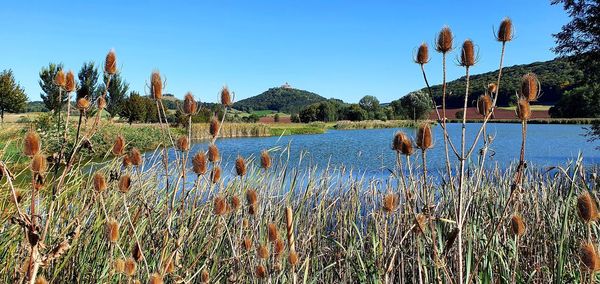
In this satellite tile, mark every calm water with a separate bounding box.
[170,123,599,177]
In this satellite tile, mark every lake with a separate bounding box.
[166,123,600,177]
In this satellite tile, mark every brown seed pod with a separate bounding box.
[209,117,220,138]
[107,218,119,243]
[214,196,227,215]
[132,243,142,262]
[118,175,131,193]
[65,70,76,92]
[112,135,125,156]
[577,191,599,223]
[183,92,197,114]
[231,196,241,210]
[76,98,90,111]
[246,189,258,205]
[24,131,41,157]
[244,236,252,251]
[114,258,125,273]
[487,83,497,94]
[416,124,433,150]
[129,147,142,166]
[248,204,257,215]
[55,69,66,87]
[414,213,428,234]
[200,269,210,283]
[97,96,107,110]
[93,173,107,192]
[516,98,531,121]
[580,242,600,272]
[235,156,247,176]
[260,150,272,169]
[435,26,453,53]
[382,193,398,213]
[401,138,414,156]
[520,73,540,101]
[510,214,526,237]
[211,167,221,184]
[415,43,429,65]
[274,239,285,257]
[221,86,232,106]
[257,244,269,259]
[497,17,513,42]
[176,136,190,152]
[242,218,250,228]
[255,265,268,279]
[208,144,220,162]
[392,132,405,152]
[31,153,47,174]
[122,155,132,168]
[34,276,48,284]
[268,223,279,242]
[124,258,136,276]
[288,250,299,266]
[477,94,492,116]
[460,39,475,67]
[149,273,164,284]
[192,152,207,175]
[105,50,117,75]
[151,71,163,100]
[12,191,23,205]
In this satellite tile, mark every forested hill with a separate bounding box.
[233,87,326,113]
[423,57,583,108]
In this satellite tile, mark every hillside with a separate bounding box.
[423,57,583,108]
[233,86,326,113]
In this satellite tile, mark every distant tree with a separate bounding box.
[273,113,280,122]
[299,104,318,123]
[0,70,28,122]
[99,73,129,118]
[359,95,380,118]
[123,91,147,124]
[391,91,433,120]
[39,63,65,112]
[77,62,99,101]
[26,101,48,112]
[144,97,159,123]
[549,84,600,118]
[343,104,368,121]
[290,113,300,123]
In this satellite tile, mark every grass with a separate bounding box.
[498,104,552,111]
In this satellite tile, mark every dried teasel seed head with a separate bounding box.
[392,132,405,152]
[414,213,428,234]
[201,269,210,283]
[192,152,207,175]
[107,218,120,243]
[151,71,163,100]
[260,150,272,169]
[268,223,279,242]
[580,242,600,272]
[221,86,232,106]
[209,117,220,138]
[210,167,221,184]
[497,17,514,42]
[112,135,125,156]
[510,214,526,237]
[97,96,107,110]
[255,265,268,279]
[401,138,414,156]
[274,239,285,257]
[122,155,132,168]
[382,193,398,213]
[132,243,142,262]
[416,123,433,150]
[114,258,125,273]
[248,204,257,215]
[415,43,429,65]
[176,136,190,152]
[288,250,299,266]
[477,94,492,117]
[93,173,107,192]
[55,69,66,87]
[244,236,252,251]
[214,196,227,215]
[129,148,142,166]
[24,131,41,157]
[34,276,48,284]
[31,153,47,174]
[435,26,453,53]
[118,175,131,193]
[149,273,164,284]
[246,189,258,205]
[183,92,197,114]
[208,144,220,162]
[76,98,90,111]
[235,156,247,176]
[577,191,599,223]
[231,196,241,211]
[257,243,270,259]
[105,49,117,75]
[460,39,475,67]
[124,257,136,276]
[516,98,531,121]
[487,83,497,94]
[65,70,76,92]
[520,73,540,101]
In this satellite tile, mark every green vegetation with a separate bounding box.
[268,122,327,135]
[0,70,28,123]
[233,86,326,113]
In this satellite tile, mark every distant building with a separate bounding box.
[281,82,292,89]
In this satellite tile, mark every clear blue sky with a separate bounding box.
[0,1,568,103]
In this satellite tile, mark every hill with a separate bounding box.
[423,57,583,108]
[233,86,326,113]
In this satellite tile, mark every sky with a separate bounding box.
[0,1,569,104]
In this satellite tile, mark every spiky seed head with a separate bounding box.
[248,204,257,215]
[201,269,210,283]
[97,96,107,109]
[105,49,117,75]
[124,258,136,276]
[107,219,120,243]
[221,86,232,106]
[31,153,47,174]
[274,239,285,257]
[435,26,453,53]
[510,214,526,237]
[211,167,221,184]
[487,83,497,94]
[24,131,41,157]
[183,92,197,114]
[132,243,142,262]
[416,124,433,150]
[149,273,164,284]
[257,243,269,259]
[477,94,492,116]
[580,242,600,272]
[176,136,190,152]
[112,135,125,156]
[122,155,132,168]
[415,43,429,65]
[401,138,414,156]
[255,265,268,279]
[118,175,131,193]
[76,98,90,111]
[208,144,220,162]
[244,236,252,251]
[516,98,531,121]
[214,196,227,215]
[129,148,142,166]
[231,195,241,210]
[497,17,513,42]
[192,152,207,175]
[520,73,540,101]
[261,150,272,169]
[460,39,475,67]
[65,70,76,92]
[34,276,48,284]
[93,173,107,192]
[414,213,428,234]
[268,223,279,242]
[288,250,299,266]
[114,258,125,273]
[246,189,258,205]
[382,193,398,213]
[151,71,163,100]
[209,117,220,138]
[578,191,599,223]
[235,156,247,176]
[55,69,66,87]
[392,132,405,152]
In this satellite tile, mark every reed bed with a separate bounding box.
[191,123,271,140]
[333,120,421,130]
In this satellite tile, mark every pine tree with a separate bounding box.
[0,70,28,123]
[39,63,65,112]
[98,72,129,118]
[77,62,99,101]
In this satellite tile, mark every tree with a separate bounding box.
[98,72,129,118]
[359,95,380,119]
[549,84,600,118]
[391,91,433,120]
[77,62,99,101]
[144,97,159,123]
[291,113,300,123]
[273,113,280,122]
[39,63,65,112]
[0,70,28,122]
[342,104,368,121]
[123,91,147,124]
